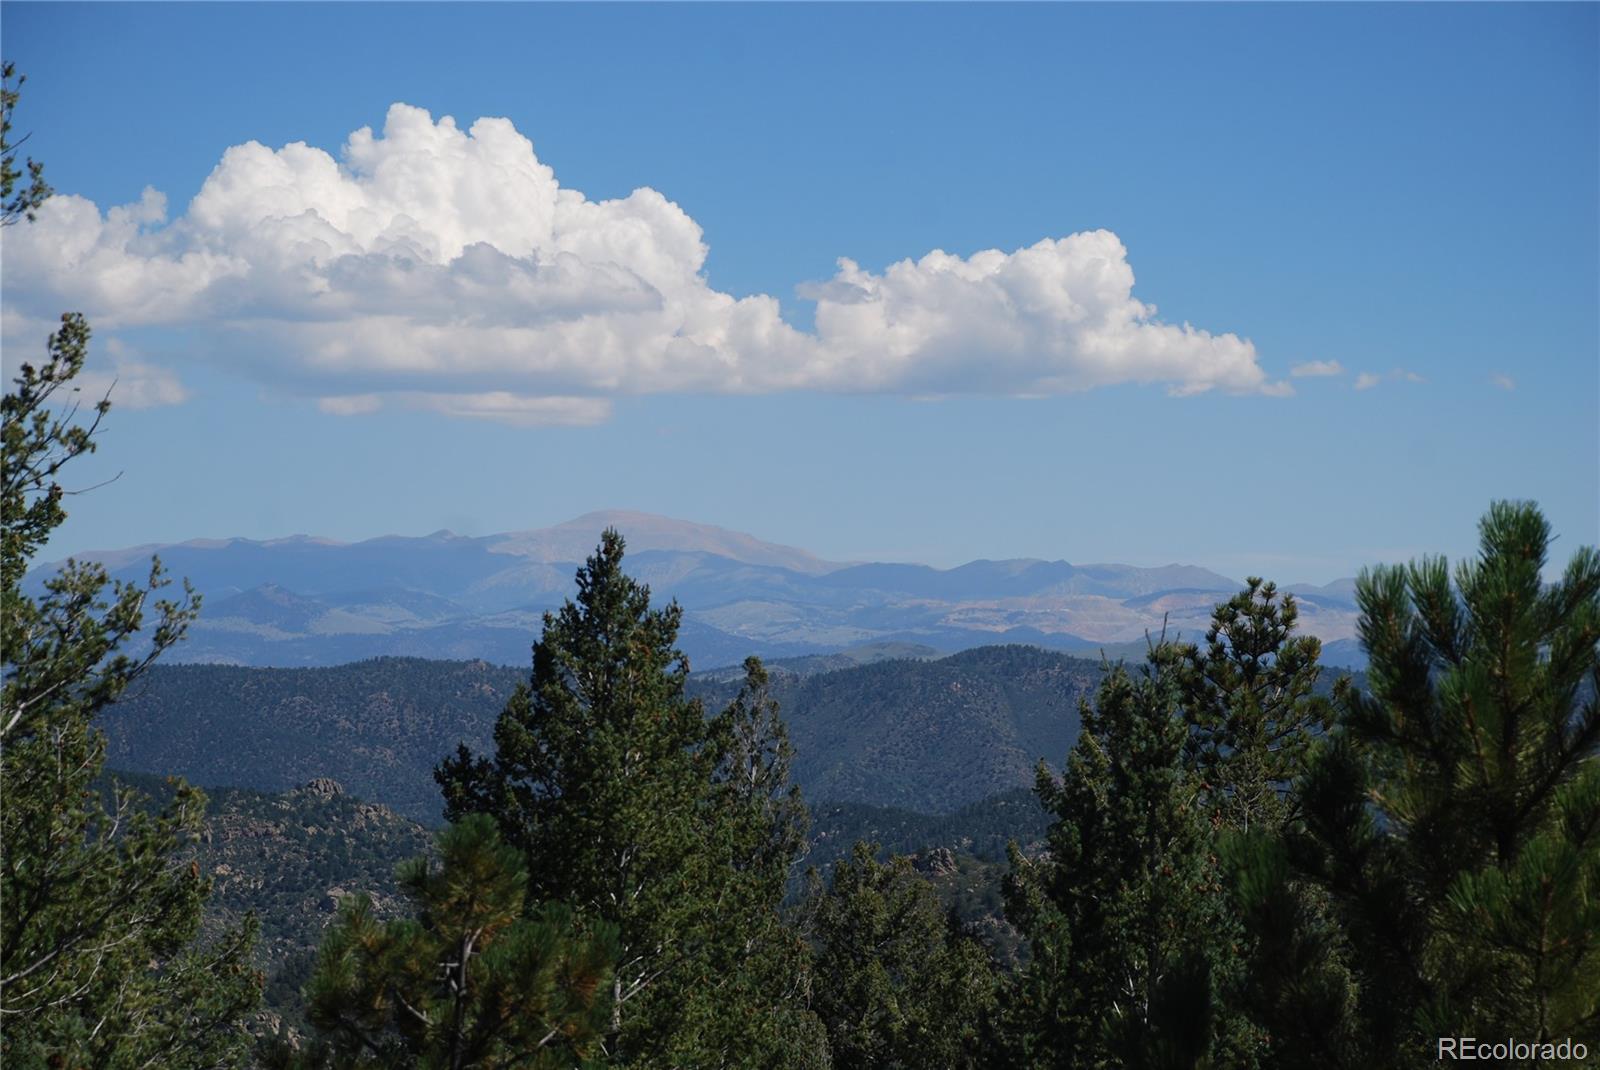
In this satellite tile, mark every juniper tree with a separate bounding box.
[271,815,617,1070]
[806,841,998,1070]
[1290,501,1600,1065]
[0,71,260,1067]
[1003,654,1262,1070]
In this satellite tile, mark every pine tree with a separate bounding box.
[1217,834,1362,1070]
[1162,583,1361,1068]
[437,533,824,1066]
[1164,578,1333,835]
[806,841,998,1070]
[1289,501,1600,1064]
[1,72,260,1067]
[705,657,810,934]
[672,656,828,1068]
[1003,654,1262,1070]
[271,815,617,1070]
[2,62,52,227]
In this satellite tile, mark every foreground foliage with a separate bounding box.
[806,841,999,1069]
[1288,501,1600,1064]
[1005,503,1599,1069]
[267,815,616,1070]
[0,68,260,1067]
[1004,653,1262,1069]
[1,322,261,1070]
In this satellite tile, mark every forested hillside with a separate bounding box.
[103,646,1108,818]
[106,644,1363,821]
[104,771,434,1035]
[742,644,1099,810]
[807,786,1049,871]
[103,659,517,823]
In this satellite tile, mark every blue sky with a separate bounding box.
[2,2,1595,583]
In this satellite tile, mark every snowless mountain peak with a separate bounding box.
[488,510,843,575]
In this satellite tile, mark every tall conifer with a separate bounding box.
[1291,501,1600,1063]
[1165,579,1332,834]
[1164,582,1362,1068]
[1004,654,1262,1069]
[676,657,828,1068]
[437,532,825,1066]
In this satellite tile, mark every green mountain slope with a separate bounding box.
[807,786,1049,871]
[103,646,1102,819]
[743,645,1099,811]
[105,645,1361,820]
[104,771,435,1036]
[103,659,519,823]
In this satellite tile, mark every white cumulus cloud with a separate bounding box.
[1490,373,1515,391]
[1,104,1286,422]
[1353,368,1425,392]
[1291,359,1344,378]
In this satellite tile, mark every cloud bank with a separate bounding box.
[2,104,1284,423]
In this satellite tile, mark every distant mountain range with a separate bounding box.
[34,509,1367,670]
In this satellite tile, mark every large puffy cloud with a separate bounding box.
[1,104,1283,422]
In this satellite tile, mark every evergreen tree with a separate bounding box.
[672,657,829,1068]
[1164,579,1333,834]
[2,62,52,226]
[271,815,617,1070]
[705,657,810,930]
[806,841,998,1070]
[437,533,824,1066]
[1004,655,1262,1070]
[1290,501,1600,1064]
[1162,583,1361,1069]
[1,71,260,1068]
[1217,834,1362,1070]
